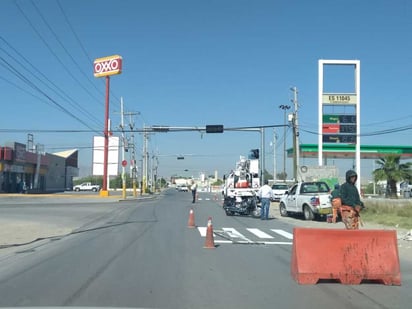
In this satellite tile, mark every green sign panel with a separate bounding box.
[323,115,339,123]
[323,114,356,124]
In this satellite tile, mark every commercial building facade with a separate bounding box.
[0,141,78,193]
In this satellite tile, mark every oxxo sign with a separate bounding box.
[93,55,122,78]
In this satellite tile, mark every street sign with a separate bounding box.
[94,55,123,78]
[122,160,127,167]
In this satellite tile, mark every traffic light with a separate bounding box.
[206,125,224,133]
[250,149,259,159]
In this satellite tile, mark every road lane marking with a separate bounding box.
[271,229,294,239]
[222,227,252,242]
[196,227,293,245]
[196,227,233,243]
[247,228,274,239]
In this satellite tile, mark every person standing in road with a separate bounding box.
[340,170,364,229]
[258,179,273,220]
[191,181,197,203]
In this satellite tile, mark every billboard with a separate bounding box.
[92,136,119,176]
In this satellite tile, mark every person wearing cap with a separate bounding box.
[340,170,364,229]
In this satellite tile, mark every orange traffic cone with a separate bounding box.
[203,217,215,249]
[188,208,195,228]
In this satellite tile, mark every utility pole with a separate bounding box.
[142,125,149,193]
[260,127,265,185]
[291,86,300,181]
[120,97,127,199]
[279,104,291,181]
[273,129,277,181]
[125,111,140,197]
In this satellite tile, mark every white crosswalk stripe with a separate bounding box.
[270,229,294,239]
[246,228,274,239]
[222,227,253,242]
[196,227,293,245]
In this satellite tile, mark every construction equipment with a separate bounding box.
[222,156,261,217]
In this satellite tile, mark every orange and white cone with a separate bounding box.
[203,217,215,249]
[187,208,195,228]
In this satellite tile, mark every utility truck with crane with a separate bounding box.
[222,151,261,217]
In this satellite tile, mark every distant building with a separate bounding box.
[0,141,79,193]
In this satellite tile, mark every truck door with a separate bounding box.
[285,184,298,212]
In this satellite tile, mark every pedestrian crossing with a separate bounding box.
[197,227,293,245]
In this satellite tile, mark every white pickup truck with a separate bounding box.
[279,181,332,220]
[73,182,101,192]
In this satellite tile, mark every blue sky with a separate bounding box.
[1,0,411,181]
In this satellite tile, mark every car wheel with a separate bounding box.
[75,188,80,192]
[92,188,97,192]
[225,210,234,216]
[279,203,288,217]
[303,205,315,221]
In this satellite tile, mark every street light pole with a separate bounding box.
[273,129,277,181]
[279,104,290,181]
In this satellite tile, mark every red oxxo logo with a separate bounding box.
[94,55,122,77]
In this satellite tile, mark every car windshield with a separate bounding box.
[272,184,288,190]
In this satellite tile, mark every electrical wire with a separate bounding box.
[55,0,122,111]
[14,0,104,108]
[0,37,102,128]
[0,56,101,134]
[30,0,105,103]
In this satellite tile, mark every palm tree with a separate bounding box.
[373,155,412,198]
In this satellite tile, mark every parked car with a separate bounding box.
[279,181,332,220]
[271,183,289,201]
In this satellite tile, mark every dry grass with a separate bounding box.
[362,199,412,229]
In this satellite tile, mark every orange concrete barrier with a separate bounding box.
[291,228,401,285]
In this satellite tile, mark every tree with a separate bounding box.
[373,155,412,198]
[277,172,287,181]
[263,169,273,181]
[212,179,223,186]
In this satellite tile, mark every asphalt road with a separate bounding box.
[0,189,410,308]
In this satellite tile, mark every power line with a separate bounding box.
[299,124,412,137]
[55,0,122,111]
[14,0,104,108]
[30,0,105,102]
[0,37,102,128]
[0,56,101,134]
